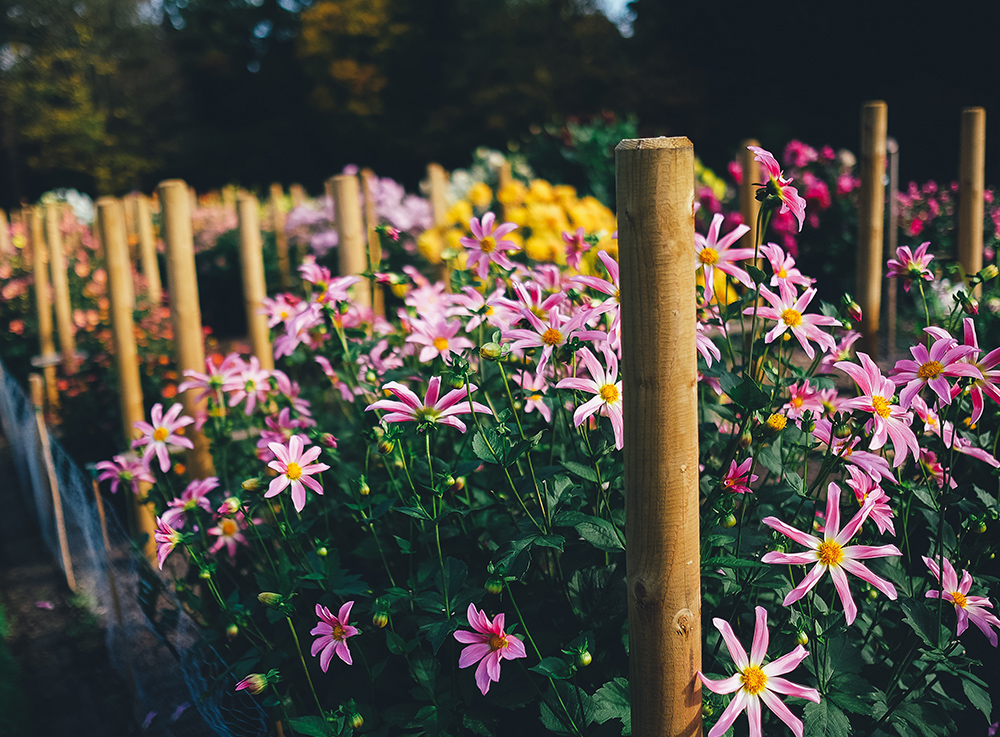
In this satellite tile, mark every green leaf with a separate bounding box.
[472,428,502,464]
[539,682,594,735]
[827,689,870,715]
[720,374,770,412]
[911,484,939,512]
[756,443,784,476]
[420,617,459,655]
[560,460,599,484]
[385,630,407,655]
[592,677,630,734]
[462,713,497,737]
[702,556,767,570]
[530,656,573,679]
[962,678,992,721]
[287,716,331,737]
[746,264,767,284]
[803,699,851,737]
[574,515,624,552]
[900,600,945,650]
[395,506,432,520]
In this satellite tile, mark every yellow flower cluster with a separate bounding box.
[695,158,729,203]
[417,178,617,273]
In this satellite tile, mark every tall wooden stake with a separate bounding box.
[237,193,275,370]
[289,183,306,210]
[885,138,899,360]
[738,139,761,249]
[331,174,372,308]
[270,183,293,289]
[98,198,159,564]
[617,137,702,737]
[45,202,77,371]
[29,373,76,591]
[856,101,888,359]
[158,179,215,478]
[361,169,385,317]
[0,208,10,252]
[134,194,162,306]
[958,107,986,290]
[29,208,59,407]
[428,163,449,226]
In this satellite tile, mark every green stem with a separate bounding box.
[286,616,325,717]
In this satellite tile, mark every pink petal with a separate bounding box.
[712,617,749,670]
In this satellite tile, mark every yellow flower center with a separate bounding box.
[488,633,509,652]
[280,310,289,320]
[699,247,719,265]
[614,288,620,303]
[740,665,767,696]
[871,395,892,418]
[184,499,198,511]
[153,427,169,442]
[817,540,844,567]
[917,360,942,379]
[485,306,494,316]
[782,308,803,327]
[414,406,441,423]
[332,624,346,640]
[766,413,787,431]
[480,236,497,254]
[791,396,804,408]
[951,591,967,608]
[599,384,620,403]
[778,268,788,278]
[530,394,542,402]
[285,462,302,480]
[433,337,449,351]
[541,328,563,346]
[221,519,238,536]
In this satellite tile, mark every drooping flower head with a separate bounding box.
[310,602,359,670]
[748,146,807,232]
[453,603,527,695]
[556,344,624,450]
[154,517,183,569]
[923,555,1000,647]
[561,227,592,270]
[161,476,219,529]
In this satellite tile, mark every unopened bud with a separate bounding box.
[485,575,504,595]
[257,592,284,608]
[364,369,377,384]
[349,712,364,730]
[480,342,502,361]
[226,623,239,640]
[319,433,338,448]
[842,294,862,323]
[377,438,395,456]
[235,673,270,695]
[738,429,753,449]
[979,264,999,282]
[317,546,328,557]
[218,496,241,515]
[450,476,466,493]
[721,513,737,529]
[447,374,465,390]
[833,421,853,440]
[576,651,592,668]
[242,477,264,492]
[359,478,370,496]
[796,630,809,646]
[961,293,980,316]
[372,610,389,628]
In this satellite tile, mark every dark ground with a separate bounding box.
[0,437,139,737]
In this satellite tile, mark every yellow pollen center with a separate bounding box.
[951,591,968,608]
[778,268,788,278]
[699,247,719,265]
[285,462,302,480]
[530,394,542,402]
[917,361,942,379]
[433,337,449,351]
[280,311,288,320]
[541,328,563,346]
[332,624,346,640]
[791,396,804,408]
[614,288,620,303]
[488,633,508,651]
[221,519,238,536]
[817,540,844,567]
[766,413,787,431]
[153,427,169,442]
[480,236,497,254]
[485,306,494,316]
[782,308,803,327]
[740,665,767,696]
[600,384,620,403]
[871,395,892,418]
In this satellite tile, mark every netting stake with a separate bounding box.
[958,107,986,293]
[135,194,163,305]
[29,207,59,408]
[237,193,275,370]
[331,174,372,308]
[857,100,888,359]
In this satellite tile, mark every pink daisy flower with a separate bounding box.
[721,457,758,494]
[506,306,603,375]
[365,376,492,433]
[133,403,195,473]
[760,242,813,291]
[95,453,154,495]
[698,606,820,737]
[844,466,895,536]
[952,318,1000,424]
[310,602,359,670]
[515,372,552,423]
[572,250,621,340]
[406,317,475,364]
[161,476,219,529]
[265,436,330,513]
[749,145,808,232]
[561,227,591,270]
[453,603,527,695]
[695,213,753,304]
[207,512,251,557]
[460,212,520,280]
[885,242,934,293]
[178,353,244,405]
[923,555,1000,647]
[811,419,894,483]
[762,482,902,625]
[154,517,182,570]
[556,344,623,450]
[747,283,839,360]
[891,332,979,409]
[224,356,272,415]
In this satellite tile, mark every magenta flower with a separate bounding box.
[698,607,820,737]
[405,317,475,363]
[178,353,244,404]
[515,372,552,423]
[811,419,894,484]
[721,458,758,494]
[310,602,359,670]
[365,376,492,433]
[844,466,895,536]
[954,318,1000,424]
[836,352,921,468]
[760,242,813,291]
[749,146,808,232]
[556,344,624,450]
[561,227,591,270]
[224,356,272,415]
[460,212,520,280]
[694,213,753,304]
[886,242,934,293]
[506,306,603,375]
[133,403,195,473]
[571,250,621,342]
[161,476,219,529]
[154,517,182,569]
[234,673,269,695]
[891,333,979,409]
[923,555,1000,647]
[95,453,154,495]
[762,482,901,624]
[207,513,250,557]
[746,283,839,360]
[265,436,330,513]
[453,603,527,695]
[783,381,824,421]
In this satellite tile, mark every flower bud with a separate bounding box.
[961,293,980,316]
[447,374,465,390]
[976,520,988,534]
[257,592,284,608]
[317,546,328,557]
[218,496,241,515]
[377,438,395,456]
[702,703,714,717]
[364,369,377,384]
[349,712,364,730]
[226,623,239,640]
[235,673,270,695]
[979,264,999,282]
[867,589,878,601]
[842,294,862,323]
[485,575,504,595]
[319,433,338,448]
[199,568,212,580]
[480,342,502,361]
[372,611,389,628]
[832,421,853,440]
[576,651,592,668]
[721,513,737,529]
[359,478,370,496]
[765,413,787,432]
[738,429,753,449]
[242,477,264,492]
[796,630,809,646]
[449,476,466,494]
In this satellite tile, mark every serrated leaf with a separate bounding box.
[803,699,851,737]
[530,656,573,679]
[703,555,767,570]
[827,689,869,715]
[560,460,599,484]
[592,677,630,729]
[900,599,944,650]
[724,375,770,412]
[558,513,624,551]
[962,678,992,721]
[756,443,784,476]
[462,713,497,737]
[287,716,331,737]
[395,505,432,520]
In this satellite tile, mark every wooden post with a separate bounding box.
[885,138,899,360]
[237,193,275,370]
[290,183,306,209]
[98,198,159,563]
[361,169,385,317]
[91,476,127,657]
[738,139,761,249]
[331,174,372,308]
[134,194,162,305]
[427,163,449,227]
[0,208,10,252]
[617,137,702,737]
[856,101,888,359]
[29,373,76,591]
[45,202,77,371]
[29,208,59,407]
[958,107,986,289]
[269,183,293,289]
[158,179,215,478]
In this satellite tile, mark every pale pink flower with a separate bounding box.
[265,436,330,513]
[257,408,311,462]
[760,242,813,291]
[365,376,492,433]
[178,353,244,404]
[95,453,154,495]
[571,250,621,341]
[844,466,895,536]
[224,356,272,415]
[919,448,955,489]
[154,517,182,569]
[762,482,902,624]
[506,306,603,375]
[819,331,862,373]
[161,477,219,529]
[207,513,250,557]
[259,293,301,329]
[406,317,475,363]
[510,278,565,323]
[515,372,552,423]
[953,318,1000,424]
[133,403,195,473]
[561,227,591,270]
[310,602,359,670]
[452,286,517,332]
[885,242,934,292]
[811,419,894,483]
[695,213,753,303]
[747,283,839,360]
[923,555,1000,647]
[697,322,721,367]
[783,381,824,420]
[722,458,758,494]
[749,145,808,232]
[556,344,623,450]
[698,606,820,737]
[453,603,527,695]
[460,212,520,279]
[891,333,979,409]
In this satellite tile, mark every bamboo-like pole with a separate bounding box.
[886,138,899,360]
[45,202,77,371]
[29,208,59,407]
[958,107,986,290]
[98,198,159,564]
[269,183,293,289]
[91,476,126,644]
[134,194,162,306]
[428,163,449,226]
[738,139,761,249]
[158,179,215,478]
[361,169,385,317]
[617,137,702,737]
[290,183,306,210]
[856,101,888,359]
[237,193,275,370]
[0,208,10,252]
[29,373,76,591]
[331,174,372,308]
